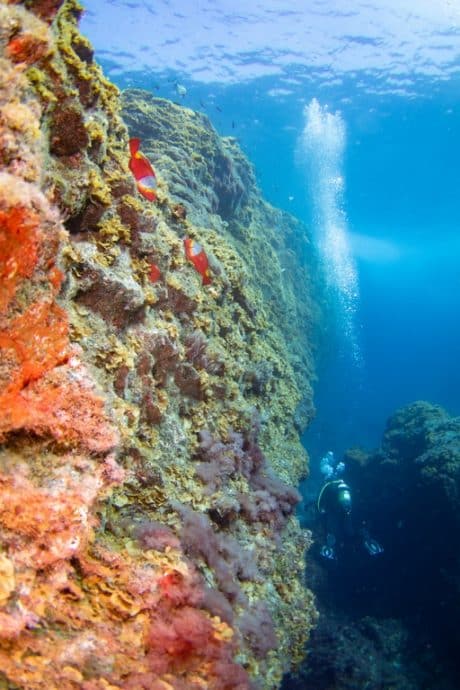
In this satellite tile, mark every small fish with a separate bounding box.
[231,120,236,129]
[215,105,222,113]
[128,138,157,201]
[176,83,187,98]
[184,237,212,285]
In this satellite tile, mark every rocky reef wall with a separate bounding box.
[0,1,319,688]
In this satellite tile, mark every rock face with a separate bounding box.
[121,89,318,437]
[0,2,319,689]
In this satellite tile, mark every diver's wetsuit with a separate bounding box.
[317,479,383,560]
[317,480,354,556]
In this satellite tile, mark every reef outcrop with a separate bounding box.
[0,2,319,688]
[287,401,460,690]
[344,400,460,610]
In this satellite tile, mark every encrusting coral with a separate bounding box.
[0,1,319,688]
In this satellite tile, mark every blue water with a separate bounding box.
[81,1,460,462]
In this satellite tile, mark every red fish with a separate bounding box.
[184,238,212,285]
[148,262,161,283]
[128,138,157,201]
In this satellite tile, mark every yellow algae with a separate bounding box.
[26,66,58,102]
[98,214,131,244]
[88,167,112,205]
[0,553,15,605]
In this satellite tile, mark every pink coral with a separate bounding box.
[134,520,181,552]
[239,601,278,659]
[196,428,300,527]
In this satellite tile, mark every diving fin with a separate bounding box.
[364,537,384,556]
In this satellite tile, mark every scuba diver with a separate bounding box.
[317,451,384,561]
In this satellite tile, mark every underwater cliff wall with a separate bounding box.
[0,1,319,688]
